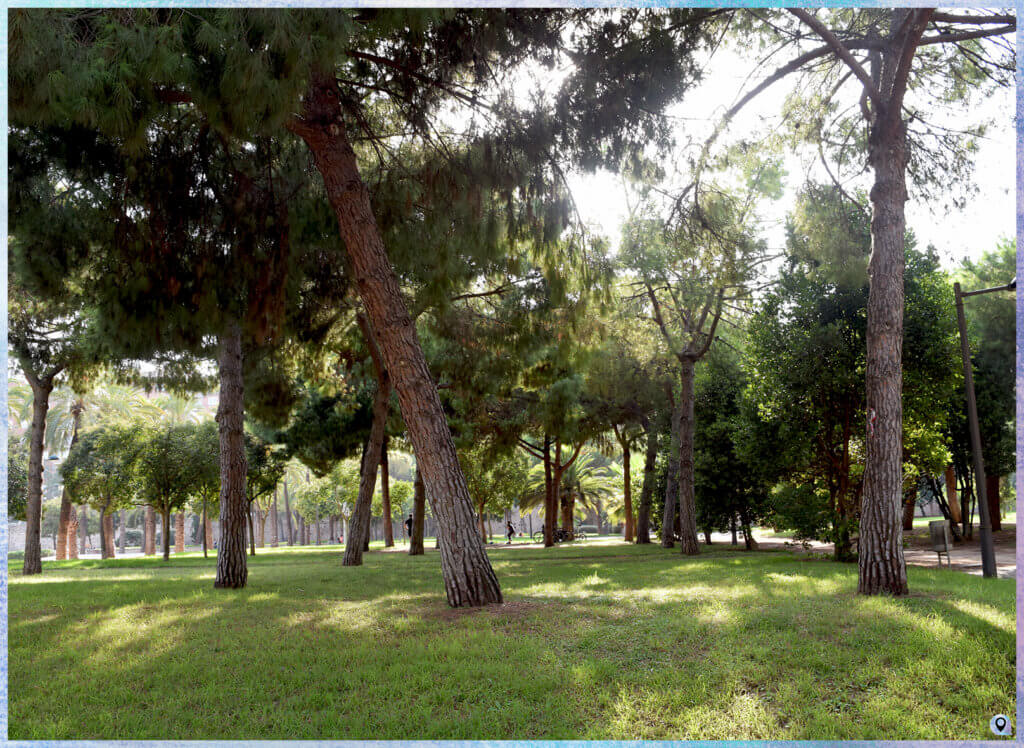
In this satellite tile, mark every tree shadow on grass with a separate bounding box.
[8,545,1015,740]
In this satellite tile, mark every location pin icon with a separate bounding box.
[996,717,1006,731]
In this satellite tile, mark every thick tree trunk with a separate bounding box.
[559,489,573,531]
[381,438,394,547]
[621,441,634,543]
[67,508,79,559]
[703,528,711,545]
[271,487,280,547]
[944,465,962,523]
[144,506,155,555]
[635,426,658,544]
[902,488,917,531]
[676,358,700,555]
[118,509,126,555]
[214,321,249,589]
[291,73,501,606]
[22,378,53,575]
[161,507,171,561]
[104,511,115,558]
[986,474,1001,531]
[175,512,185,553]
[410,467,426,555]
[858,109,910,596]
[344,377,391,567]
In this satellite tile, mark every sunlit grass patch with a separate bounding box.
[9,541,1014,740]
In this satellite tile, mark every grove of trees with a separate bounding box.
[8,8,1015,606]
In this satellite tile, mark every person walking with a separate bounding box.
[405,514,413,541]
[506,520,515,544]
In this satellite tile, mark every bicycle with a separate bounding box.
[530,526,587,543]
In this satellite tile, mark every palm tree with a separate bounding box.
[523,450,620,533]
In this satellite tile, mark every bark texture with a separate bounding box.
[66,509,79,559]
[410,467,426,555]
[103,511,115,558]
[291,70,501,606]
[175,512,186,553]
[214,322,249,588]
[857,52,916,595]
[22,378,53,575]
[944,465,962,524]
[144,506,155,555]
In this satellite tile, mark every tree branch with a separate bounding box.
[788,8,883,108]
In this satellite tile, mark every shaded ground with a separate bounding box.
[8,543,1014,740]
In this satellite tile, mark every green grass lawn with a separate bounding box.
[8,541,1014,740]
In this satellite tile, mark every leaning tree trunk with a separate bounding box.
[175,512,185,553]
[381,438,394,547]
[214,321,249,589]
[22,377,53,575]
[343,378,391,567]
[635,426,658,544]
[291,70,501,607]
[676,358,700,555]
[858,107,910,596]
[410,467,426,556]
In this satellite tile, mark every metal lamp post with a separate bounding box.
[952,276,1015,579]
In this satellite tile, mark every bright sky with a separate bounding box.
[561,33,1016,271]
